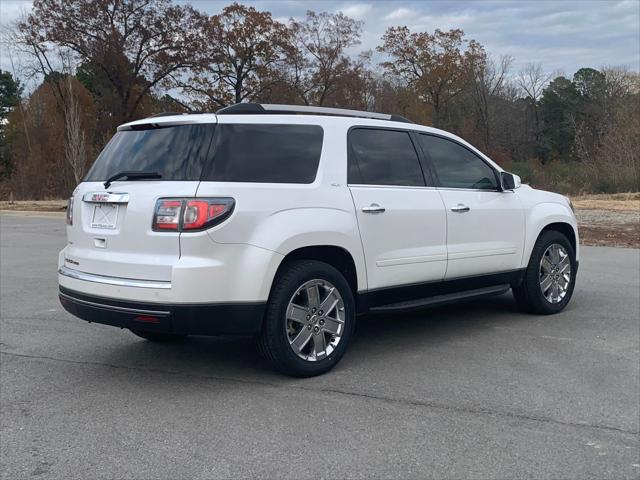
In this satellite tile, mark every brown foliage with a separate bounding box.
[378,27,486,128]
[183,3,290,109]
[18,0,203,129]
[2,1,638,200]
[4,77,95,199]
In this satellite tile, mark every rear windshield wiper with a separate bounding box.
[104,170,162,189]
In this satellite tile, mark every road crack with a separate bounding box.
[2,350,638,437]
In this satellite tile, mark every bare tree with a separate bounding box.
[284,11,363,106]
[517,63,552,102]
[516,63,553,145]
[63,76,86,185]
[469,54,513,150]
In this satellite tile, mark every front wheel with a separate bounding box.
[513,230,577,314]
[258,260,355,377]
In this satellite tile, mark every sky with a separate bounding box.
[1,0,639,85]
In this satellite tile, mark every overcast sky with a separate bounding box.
[1,0,639,83]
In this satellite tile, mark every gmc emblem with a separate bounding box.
[91,193,110,202]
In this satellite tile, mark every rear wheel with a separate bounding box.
[513,230,577,314]
[259,260,355,377]
[130,330,187,342]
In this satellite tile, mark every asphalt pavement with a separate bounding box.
[1,214,638,479]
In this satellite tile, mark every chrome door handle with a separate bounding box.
[451,204,470,213]
[362,203,385,214]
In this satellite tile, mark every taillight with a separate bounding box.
[153,199,182,230]
[66,196,74,226]
[152,198,234,232]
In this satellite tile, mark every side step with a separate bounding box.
[369,284,511,313]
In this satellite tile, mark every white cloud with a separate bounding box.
[0,1,34,75]
[0,0,33,27]
[383,7,414,21]
[1,0,637,81]
[273,15,293,24]
[337,3,372,19]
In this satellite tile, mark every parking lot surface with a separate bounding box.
[1,214,639,479]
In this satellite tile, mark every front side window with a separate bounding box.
[418,135,498,190]
[203,124,323,183]
[348,128,425,186]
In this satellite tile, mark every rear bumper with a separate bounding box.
[59,286,265,336]
[59,242,284,304]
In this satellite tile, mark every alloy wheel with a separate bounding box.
[539,243,572,304]
[285,279,345,361]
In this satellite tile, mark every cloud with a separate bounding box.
[383,7,414,21]
[366,0,639,73]
[0,1,35,75]
[1,0,637,80]
[273,16,293,24]
[337,3,372,19]
[0,0,33,26]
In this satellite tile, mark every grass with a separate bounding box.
[571,193,640,211]
[0,199,67,212]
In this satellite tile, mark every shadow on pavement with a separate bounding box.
[96,292,533,381]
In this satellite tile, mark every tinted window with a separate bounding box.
[85,124,214,181]
[418,135,498,190]
[204,124,323,183]
[348,129,424,186]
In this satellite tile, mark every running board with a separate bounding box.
[369,284,511,313]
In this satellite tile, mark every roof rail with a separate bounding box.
[216,103,413,123]
[146,112,190,118]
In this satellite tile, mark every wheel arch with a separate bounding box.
[272,245,361,297]
[539,222,577,253]
[523,203,579,267]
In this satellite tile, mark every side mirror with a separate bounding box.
[500,171,521,191]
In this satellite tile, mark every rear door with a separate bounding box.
[416,134,525,279]
[348,128,447,291]
[65,122,215,281]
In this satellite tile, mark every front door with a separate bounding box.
[416,133,525,279]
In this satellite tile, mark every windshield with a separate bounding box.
[85,124,216,182]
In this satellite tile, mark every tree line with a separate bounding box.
[0,0,638,199]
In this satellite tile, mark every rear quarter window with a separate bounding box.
[203,124,323,184]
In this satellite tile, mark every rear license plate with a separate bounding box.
[90,204,119,229]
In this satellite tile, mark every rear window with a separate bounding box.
[203,124,323,183]
[85,124,215,182]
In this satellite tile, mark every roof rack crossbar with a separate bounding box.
[216,103,413,123]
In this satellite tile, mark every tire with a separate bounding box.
[513,230,577,314]
[258,260,356,377]
[130,330,187,342]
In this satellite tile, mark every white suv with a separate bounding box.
[59,103,578,377]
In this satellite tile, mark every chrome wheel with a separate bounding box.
[539,243,572,304]
[285,279,345,361]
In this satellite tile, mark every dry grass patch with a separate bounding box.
[571,193,639,248]
[571,193,640,212]
[0,200,67,212]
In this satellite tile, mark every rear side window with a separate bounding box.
[418,134,498,190]
[203,124,323,183]
[348,128,425,186]
[85,124,215,181]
